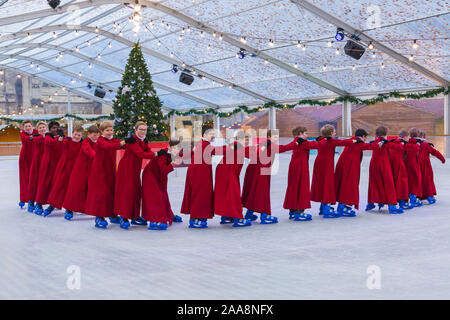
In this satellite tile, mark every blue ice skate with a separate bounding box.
[27,201,35,213]
[338,203,356,217]
[293,212,312,221]
[43,206,55,217]
[148,222,167,230]
[131,217,147,226]
[95,217,108,229]
[323,204,341,219]
[232,218,252,227]
[409,194,423,207]
[319,203,325,215]
[189,218,208,229]
[173,215,183,223]
[220,216,233,224]
[244,209,258,221]
[288,210,296,220]
[388,205,404,214]
[119,217,130,230]
[34,204,44,215]
[365,203,376,211]
[377,203,385,211]
[64,210,73,221]
[109,216,121,224]
[260,213,278,224]
[399,200,414,210]
[18,201,25,209]
[427,196,436,204]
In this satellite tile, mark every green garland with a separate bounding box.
[0,113,113,123]
[166,87,449,118]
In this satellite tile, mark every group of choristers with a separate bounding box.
[17,119,445,230]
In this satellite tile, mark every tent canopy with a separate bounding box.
[0,0,448,111]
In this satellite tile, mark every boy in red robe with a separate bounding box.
[34,121,64,215]
[404,128,423,207]
[63,125,100,220]
[417,130,445,204]
[310,124,355,218]
[387,129,413,210]
[241,130,293,224]
[27,121,47,212]
[181,124,218,229]
[366,126,403,214]
[283,126,318,221]
[44,126,84,217]
[114,121,156,230]
[84,121,125,229]
[214,131,253,227]
[335,129,376,217]
[18,120,37,209]
[142,139,181,230]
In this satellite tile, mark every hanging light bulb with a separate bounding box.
[372,51,376,58]
[36,65,40,71]
[170,52,174,58]
[335,48,340,55]
[200,31,204,38]
[88,63,92,69]
[264,59,268,64]
[95,26,99,33]
[302,44,306,51]
[352,65,356,71]
[187,26,191,32]
[108,42,112,48]
[30,62,34,68]
[212,31,216,38]
[157,41,161,46]
[87,40,91,46]
[412,40,418,49]
[381,62,385,69]
[75,46,79,52]
[323,65,327,71]
[368,41,374,50]
[207,44,211,50]
[219,34,223,41]
[327,40,333,47]
[75,30,79,36]
[55,55,59,62]
[178,34,183,41]
[268,39,274,47]
[27,33,31,39]
[409,54,414,61]
[166,23,171,30]
[240,36,247,44]
[96,35,100,41]
[52,32,57,39]
[296,40,301,48]
[71,78,75,84]
[294,63,298,68]
[97,54,101,59]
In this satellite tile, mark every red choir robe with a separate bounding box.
[404,138,422,197]
[387,138,409,201]
[310,137,354,204]
[214,142,246,218]
[367,137,397,205]
[19,129,37,202]
[84,136,122,218]
[63,137,97,213]
[181,139,222,219]
[142,149,175,224]
[418,140,445,199]
[47,138,82,209]
[35,133,64,205]
[283,138,318,211]
[27,134,45,203]
[241,141,292,214]
[114,135,155,220]
[334,137,376,209]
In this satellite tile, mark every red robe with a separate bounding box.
[47,138,82,209]
[19,129,37,202]
[367,137,397,205]
[283,138,318,211]
[241,142,292,214]
[35,134,64,205]
[27,134,45,203]
[85,136,122,218]
[404,138,422,197]
[214,142,246,218]
[180,139,219,219]
[142,149,174,224]
[387,138,409,201]
[335,137,375,209]
[114,135,155,220]
[311,137,354,204]
[418,140,445,199]
[63,138,97,213]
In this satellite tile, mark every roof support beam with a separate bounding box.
[290,0,449,86]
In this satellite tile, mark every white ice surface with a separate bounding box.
[0,153,450,300]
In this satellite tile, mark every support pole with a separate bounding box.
[169,114,176,138]
[342,100,352,137]
[213,114,221,137]
[67,91,73,137]
[268,107,276,130]
[445,88,449,135]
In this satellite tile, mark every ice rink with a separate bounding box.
[1,152,450,300]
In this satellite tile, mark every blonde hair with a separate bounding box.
[36,121,47,128]
[73,125,84,133]
[320,124,335,137]
[99,121,113,131]
[134,121,147,130]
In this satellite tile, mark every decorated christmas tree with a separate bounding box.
[113,42,168,141]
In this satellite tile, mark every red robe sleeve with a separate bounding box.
[98,138,121,150]
[158,155,174,175]
[127,141,155,159]
[278,140,298,153]
[429,144,445,163]
[81,140,96,159]
[332,138,354,147]
[302,140,319,150]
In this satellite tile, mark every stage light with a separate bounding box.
[47,0,61,10]
[171,64,178,73]
[237,48,246,59]
[335,28,344,41]
[344,40,365,60]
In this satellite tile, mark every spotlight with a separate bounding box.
[335,28,344,41]
[237,48,246,59]
[171,64,178,73]
[47,0,61,10]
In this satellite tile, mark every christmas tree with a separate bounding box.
[113,42,168,141]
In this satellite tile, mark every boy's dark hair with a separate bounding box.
[398,129,409,138]
[410,127,420,138]
[48,121,60,130]
[168,139,180,147]
[202,124,213,136]
[87,125,100,134]
[73,125,84,133]
[292,126,307,137]
[375,126,387,137]
[355,129,368,137]
[22,120,33,126]
[421,130,426,138]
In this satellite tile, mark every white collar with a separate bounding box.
[88,136,98,143]
[102,135,113,140]
[136,135,145,141]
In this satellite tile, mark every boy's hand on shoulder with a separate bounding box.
[120,140,126,147]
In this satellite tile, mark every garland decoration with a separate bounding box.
[0,113,113,123]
